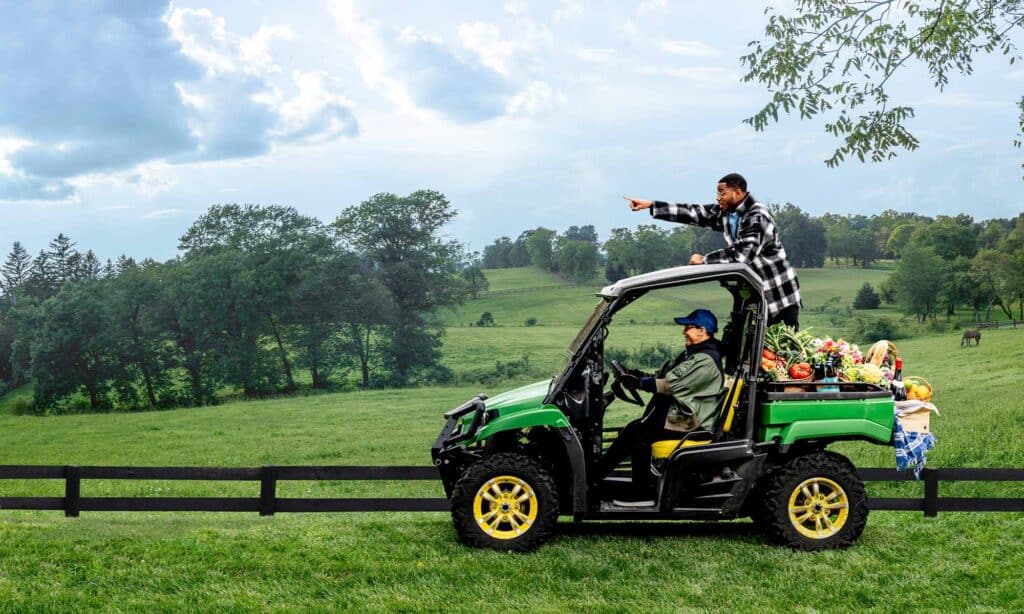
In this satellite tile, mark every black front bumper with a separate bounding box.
[430,395,487,498]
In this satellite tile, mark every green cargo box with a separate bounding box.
[756,384,895,446]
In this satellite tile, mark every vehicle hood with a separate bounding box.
[484,379,553,413]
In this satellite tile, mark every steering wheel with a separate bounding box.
[610,359,645,406]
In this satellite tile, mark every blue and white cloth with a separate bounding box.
[894,421,937,479]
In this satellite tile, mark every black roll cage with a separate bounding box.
[543,264,769,443]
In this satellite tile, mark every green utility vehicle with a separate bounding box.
[431,264,894,552]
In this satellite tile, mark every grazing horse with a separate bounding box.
[961,330,981,346]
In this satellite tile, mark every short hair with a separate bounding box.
[718,173,747,192]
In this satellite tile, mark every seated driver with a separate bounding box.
[597,309,726,505]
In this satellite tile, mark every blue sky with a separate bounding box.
[2,0,1023,262]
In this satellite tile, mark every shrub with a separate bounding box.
[461,353,535,386]
[877,276,897,304]
[853,282,881,309]
[853,316,900,342]
[525,317,537,326]
[9,397,38,416]
[477,312,495,327]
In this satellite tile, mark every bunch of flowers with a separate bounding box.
[811,337,863,370]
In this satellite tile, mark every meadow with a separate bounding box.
[0,265,1022,611]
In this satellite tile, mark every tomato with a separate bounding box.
[789,362,812,379]
[762,349,777,361]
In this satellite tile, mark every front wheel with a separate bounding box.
[450,452,559,552]
[762,451,868,551]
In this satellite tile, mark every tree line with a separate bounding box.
[0,191,477,413]
[482,204,1024,322]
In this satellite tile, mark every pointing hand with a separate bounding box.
[624,196,652,211]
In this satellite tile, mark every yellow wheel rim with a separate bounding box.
[787,477,849,539]
[472,475,539,540]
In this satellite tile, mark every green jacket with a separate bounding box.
[657,348,725,432]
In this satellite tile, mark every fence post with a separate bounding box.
[64,465,80,518]
[260,465,276,516]
[923,469,938,517]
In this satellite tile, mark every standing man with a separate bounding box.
[626,173,801,329]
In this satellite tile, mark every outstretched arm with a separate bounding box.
[624,197,722,231]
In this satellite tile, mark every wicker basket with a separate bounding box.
[779,373,814,393]
[904,375,933,401]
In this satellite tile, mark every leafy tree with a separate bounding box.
[853,282,881,309]
[554,235,599,282]
[892,244,945,321]
[771,203,826,268]
[909,215,979,261]
[563,225,598,243]
[742,2,1024,168]
[333,190,466,386]
[970,248,1017,320]
[106,259,173,408]
[508,230,533,267]
[461,253,489,299]
[525,227,557,271]
[31,281,117,411]
[482,236,513,268]
[180,204,330,392]
[477,311,495,327]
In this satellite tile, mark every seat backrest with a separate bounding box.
[712,373,745,441]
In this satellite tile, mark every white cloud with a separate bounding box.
[575,48,616,63]
[554,0,584,22]
[273,70,359,145]
[0,3,355,202]
[507,81,566,116]
[328,0,416,112]
[141,208,184,220]
[458,22,519,77]
[637,0,667,15]
[504,1,528,17]
[657,40,720,57]
[915,93,1007,110]
[636,65,737,84]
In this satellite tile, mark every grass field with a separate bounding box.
[1,328,1023,610]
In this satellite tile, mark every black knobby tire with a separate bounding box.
[762,451,868,551]
[450,452,560,552]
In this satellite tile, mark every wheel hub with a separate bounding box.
[787,477,850,539]
[472,476,539,540]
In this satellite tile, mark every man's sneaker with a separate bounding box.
[612,499,656,508]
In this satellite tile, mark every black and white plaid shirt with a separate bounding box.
[650,194,801,318]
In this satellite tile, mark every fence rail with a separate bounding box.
[971,319,1024,330]
[0,465,1021,518]
[477,283,584,298]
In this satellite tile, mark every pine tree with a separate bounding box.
[26,249,57,298]
[78,250,102,280]
[1,242,32,296]
[47,233,79,285]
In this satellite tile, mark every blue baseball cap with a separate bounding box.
[673,309,717,334]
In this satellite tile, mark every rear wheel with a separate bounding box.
[450,452,559,552]
[763,451,868,551]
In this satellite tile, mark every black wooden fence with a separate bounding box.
[1,465,1022,518]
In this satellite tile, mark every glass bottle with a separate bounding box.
[892,357,906,401]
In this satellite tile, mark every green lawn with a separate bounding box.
[1,329,1022,610]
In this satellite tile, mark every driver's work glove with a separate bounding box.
[618,373,657,393]
[624,365,653,379]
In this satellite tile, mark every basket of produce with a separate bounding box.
[761,325,817,388]
[863,339,899,367]
[904,376,933,401]
[839,363,887,386]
